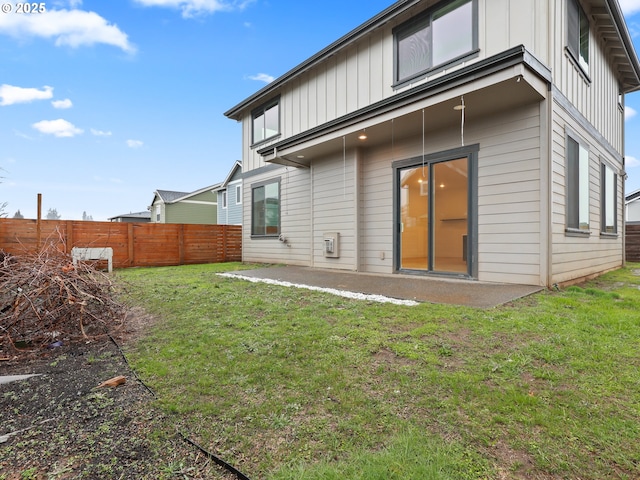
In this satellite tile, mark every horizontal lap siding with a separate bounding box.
[312,151,357,269]
[360,143,394,273]
[550,98,624,284]
[358,104,543,285]
[242,167,312,266]
[476,105,542,285]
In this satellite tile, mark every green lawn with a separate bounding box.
[116,263,640,479]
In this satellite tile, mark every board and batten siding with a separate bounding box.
[551,0,625,153]
[241,0,556,173]
[550,96,624,284]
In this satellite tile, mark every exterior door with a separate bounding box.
[398,157,469,275]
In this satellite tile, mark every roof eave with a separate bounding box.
[223,0,418,120]
[604,0,640,92]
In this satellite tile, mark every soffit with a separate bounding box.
[591,0,640,92]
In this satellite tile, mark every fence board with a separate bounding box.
[626,222,640,263]
[0,219,241,268]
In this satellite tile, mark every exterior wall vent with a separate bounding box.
[323,232,340,258]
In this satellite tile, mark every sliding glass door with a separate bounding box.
[398,156,469,275]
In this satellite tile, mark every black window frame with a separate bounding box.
[251,178,281,237]
[393,0,478,87]
[251,97,280,146]
[567,0,589,73]
[600,161,618,235]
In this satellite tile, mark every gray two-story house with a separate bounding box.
[225,0,640,287]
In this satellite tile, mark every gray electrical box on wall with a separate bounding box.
[323,232,340,258]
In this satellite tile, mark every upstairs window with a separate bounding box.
[567,0,589,71]
[566,135,590,233]
[221,190,228,209]
[601,163,617,234]
[394,0,476,85]
[235,184,242,205]
[252,98,279,145]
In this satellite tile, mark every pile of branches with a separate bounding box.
[0,245,126,357]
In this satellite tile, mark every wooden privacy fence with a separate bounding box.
[0,218,241,268]
[626,222,640,263]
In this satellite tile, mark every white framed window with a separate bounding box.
[235,184,242,205]
[221,190,228,209]
[155,204,161,222]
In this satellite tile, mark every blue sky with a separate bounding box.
[1,0,640,220]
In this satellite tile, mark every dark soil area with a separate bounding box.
[0,312,237,480]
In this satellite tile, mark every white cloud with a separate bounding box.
[248,73,275,83]
[126,139,144,148]
[627,155,640,168]
[0,84,53,106]
[619,0,640,15]
[91,128,112,136]
[626,106,637,121]
[52,0,83,7]
[133,0,254,18]
[32,119,83,137]
[0,9,136,53]
[52,98,73,109]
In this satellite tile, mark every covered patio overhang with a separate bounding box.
[258,45,551,168]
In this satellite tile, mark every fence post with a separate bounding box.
[66,220,74,254]
[222,225,228,262]
[128,223,135,267]
[179,224,185,265]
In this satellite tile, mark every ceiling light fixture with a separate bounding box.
[358,128,367,140]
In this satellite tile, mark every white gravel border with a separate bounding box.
[217,273,419,306]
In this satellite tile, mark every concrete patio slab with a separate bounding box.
[223,266,544,308]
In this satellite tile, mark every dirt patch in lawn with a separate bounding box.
[0,309,237,480]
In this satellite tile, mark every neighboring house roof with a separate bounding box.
[155,190,190,204]
[625,189,640,203]
[212,161,242,191]
[225,0,640,121]
[108,211,151,221]
[151,184,222,206]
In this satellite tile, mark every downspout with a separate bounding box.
[544,0,554,288]
[622,91,626,268]
[310,162,315,267]
[354,147,362,271]
[545,85,554,288]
